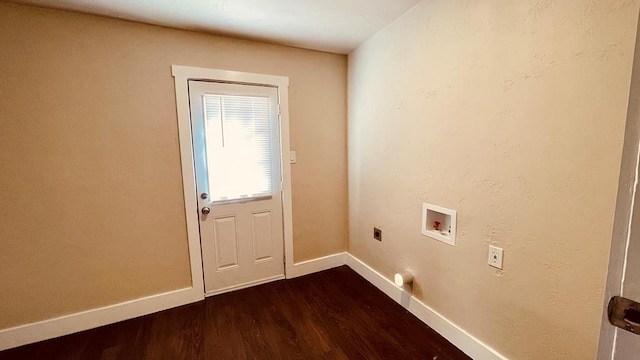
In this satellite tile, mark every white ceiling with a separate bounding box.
[10,0,422,54]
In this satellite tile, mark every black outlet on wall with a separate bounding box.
[373,227,382,241]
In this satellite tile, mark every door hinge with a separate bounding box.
[608,295,640,335]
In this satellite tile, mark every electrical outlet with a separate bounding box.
[488,245,503,269]
[373,227,382,241]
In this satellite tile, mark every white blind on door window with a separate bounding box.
[203,94,273,202]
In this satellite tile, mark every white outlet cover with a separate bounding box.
[488,245,504,269]
[290,150,297,164]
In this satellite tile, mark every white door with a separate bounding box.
[188,80,285,296]
[598,13,640,358]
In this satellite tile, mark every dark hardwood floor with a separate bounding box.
[0,266,470,360]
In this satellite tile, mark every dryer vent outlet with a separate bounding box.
[373,227,382,241]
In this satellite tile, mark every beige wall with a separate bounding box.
[0,3,347,329]
[348,1,638,359]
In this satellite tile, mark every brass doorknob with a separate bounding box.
[201,207,210,215]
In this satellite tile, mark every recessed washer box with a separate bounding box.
[421,203,457,246]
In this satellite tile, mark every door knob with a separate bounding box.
[201,207,210,215]
[608,295,640,335]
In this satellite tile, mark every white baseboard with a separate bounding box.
[345,254,508,360]
[288,252,347,278]
[0,252,348,351]
[1,252,508,360]
[0,286,203,351]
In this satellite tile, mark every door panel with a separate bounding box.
[212,216,239,270]
[252,211,274,262]
[189,80,284,295]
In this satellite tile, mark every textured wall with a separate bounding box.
[0,3,347,329]
[348,0,638,358]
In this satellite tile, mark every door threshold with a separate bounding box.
[205,274,285,297]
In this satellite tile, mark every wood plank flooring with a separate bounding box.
[0,266,470,360]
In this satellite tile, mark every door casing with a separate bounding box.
[597,9,640,358]
[171,65,295,297]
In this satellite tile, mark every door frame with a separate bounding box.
[171,65,295,296]
[597,10,640,358]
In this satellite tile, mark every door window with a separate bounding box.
[201,94,274,203]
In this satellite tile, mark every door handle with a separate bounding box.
[608,296,640,335]
[201,207,210,215]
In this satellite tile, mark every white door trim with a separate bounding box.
[597,10,640,358]
[171,65,295,282]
